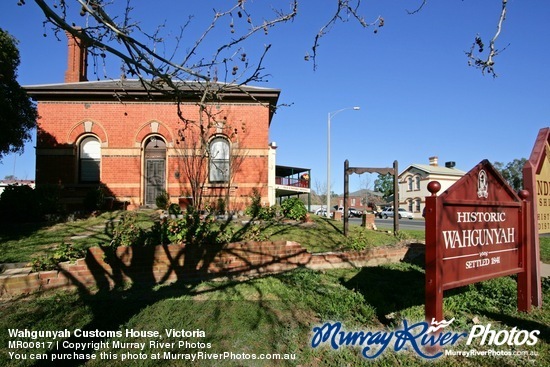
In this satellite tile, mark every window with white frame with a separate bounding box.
[415,175,421,190]
[209,137,230,182]
[415,198,421,212]
[408,176,413,191]
[80,136,101,182]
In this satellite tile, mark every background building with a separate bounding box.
[398,156,465,218]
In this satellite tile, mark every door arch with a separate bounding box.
[144,136,167,206]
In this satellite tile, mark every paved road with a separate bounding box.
[348,217,425,231]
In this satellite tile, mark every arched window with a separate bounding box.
[80,136,101,182]
[209,137,230,182]
[407,176,413,191]
[415,176,421,190]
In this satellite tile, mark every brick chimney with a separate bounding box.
[429,156,439,166]
[64,29,88,83]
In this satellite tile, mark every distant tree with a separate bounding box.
[0,28,38,161]
[374,173,393,199]
[493,158,526,192]
[311,180,327,205]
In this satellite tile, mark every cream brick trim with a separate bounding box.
[104,183,141,189]
[166,148,268,157]
[101,148,142,156]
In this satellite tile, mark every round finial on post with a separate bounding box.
[518,189,529,201]
[427,181,441,196]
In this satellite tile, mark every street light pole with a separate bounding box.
[326,106,360,218]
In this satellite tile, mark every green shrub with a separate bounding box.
[110,212,146,247]
[280,197,307,220]
[0,184,65,222]
[241,223,269,241]
[245,188,262,217]
[0,184,40,221]
[166,217,188,244]
[148,219,170,245]
[83,186,105,212]
[215,198,226,215]
[168,203,182,216]
[35,184,62,216]
[30,242,86,272]
[345,230,373,251]
[155,190,170,210]
[258,205,277,220]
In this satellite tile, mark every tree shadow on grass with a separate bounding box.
[28,269,261,367]
[342,262,425,325]
[27,216,312,366]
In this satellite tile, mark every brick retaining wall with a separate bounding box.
[0,241,424,297]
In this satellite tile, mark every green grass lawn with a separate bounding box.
[0,212,421,264]
[0,264,548,366]
[1,212,549,366]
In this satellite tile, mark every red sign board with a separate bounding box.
[425,160,532,322]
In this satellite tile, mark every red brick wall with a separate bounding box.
[0,242,421,297]
[35,101,271,208]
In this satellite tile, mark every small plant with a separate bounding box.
[345,230,373,251]
[166,217,188,244]
[148,219,170,245]
[280,197,307,221]
[245,188,262,218]
[394,230,411,241]
[258,204,277,221]
[241,223,268,241]
[110,212,146,247]
[216,198,226,215]
[30,242,86,272]
[168,203,182,216]
[155,190,170,210]
[29,255,58,272]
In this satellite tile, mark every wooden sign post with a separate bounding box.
[425,160,532,322]
[522,127,548,307]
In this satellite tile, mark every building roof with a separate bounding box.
[25,78,281,123]
[25,79,280,103]
[348,189,384,198]
[275,165,310,177]
[400,164,466,177]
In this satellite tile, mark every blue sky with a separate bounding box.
[1,1,549,194]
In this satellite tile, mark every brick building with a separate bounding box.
[24,33,302,211]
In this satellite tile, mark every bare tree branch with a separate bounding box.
[306,0,384,70]
[465,0,509,77]
[406,0,428,15]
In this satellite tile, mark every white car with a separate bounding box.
[380,207,414,219]
[315,207,328,216]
